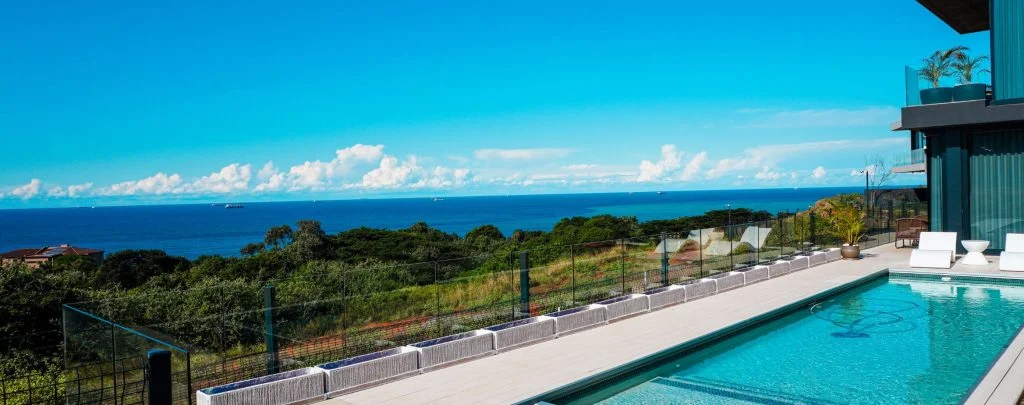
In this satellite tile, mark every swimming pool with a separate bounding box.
[536,273,1024,404]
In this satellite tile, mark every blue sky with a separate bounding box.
[0,1,991,208]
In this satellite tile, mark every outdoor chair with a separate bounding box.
[1000,233,1024,272]
[909,232,957,269]
[895,216,928,248]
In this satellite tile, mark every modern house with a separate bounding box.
[894,0,1024,250]
[0,244,104,268]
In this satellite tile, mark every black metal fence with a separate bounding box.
[3,200,927,405]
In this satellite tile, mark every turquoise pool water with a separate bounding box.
[546,275,1024,404]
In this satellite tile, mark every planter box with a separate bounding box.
[598,295,649,322]
[741,266,769,284]
[410,330,494,371]
[953,83,987,101]
[768,261,790,278]
[644,285,686,310]
[921,87,953,104]
[788,256,810,271]
[197,367,324,405]
[547,304,608,335]
[712,272,745,292]
[683,279,717,301]
[808,251,828,267]
[484,317,556,352]
[826,248,842,262]
[317,347,419,396]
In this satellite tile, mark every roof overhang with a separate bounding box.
[916,0,990,34]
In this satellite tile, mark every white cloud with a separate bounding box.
[99,173,183,196]
[180,163,252,194]
[360,156,423,189]
[706,138,904,179]
[680,152,707,181]
[812,166,827,179]
[754,167,784,181]
[473,148,575,161]
[256,144,385,191]
[637,145,683,182]
[9,179,41,200]
[739,107,899,129]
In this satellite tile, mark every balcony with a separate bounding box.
[893,148,926,174]
[898,66,1024,132]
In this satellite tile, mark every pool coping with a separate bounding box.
[516,268,891,404]
[524,268,1024,405]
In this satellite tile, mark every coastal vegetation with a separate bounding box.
[0,192,920,401]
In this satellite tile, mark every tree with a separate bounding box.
[954,53,990,84]
[264,225,294,250]
[287,220,328,261]
[95,250,189,289]
[240,242,265,256]
[465,225,504,242]
[919,45,968,88]
[865,154,895,188]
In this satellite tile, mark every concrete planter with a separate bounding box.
[683,279,717,301]
[741,265,769,284]
[410,330,494,371]
[197,367,324,405]
[644,285,686,310]
[788,256,810,271]
[317,347,419,396]
[953,83,987,101]
[808,251,828,267]
[921,87,953,104]
[712,272,745,292]
[484,317,556,352]
[768,261,790,278]
[598,295,649,322]
[826,247,843,262]
[547,304,608,335]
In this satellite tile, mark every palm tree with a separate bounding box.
[919,45,969,88]
[953,53,990,84]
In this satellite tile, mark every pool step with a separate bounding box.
[600,376,838,405]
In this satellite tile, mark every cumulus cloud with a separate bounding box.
[680,152,707,181]
[9,179,41,200]
[754,167,784,181]
[812,166,827,179]
[637,145,683,182]
[706,138,904,179]
[255,144,385,191]
[179,164,252,194]
[98,173,183,196]
[360,156,423,189]
[473,148,575,161]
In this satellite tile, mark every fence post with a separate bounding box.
[263,285,279,375]
[809,213,817,248]
[518,251,530,318]
[620,239,626,294]
[660,232,669,287]
[434,261,442,336]
[570,245,576,305]
[147,349,172,405]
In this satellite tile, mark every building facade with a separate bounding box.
[896,0,1024,251]
[0,244,104,268]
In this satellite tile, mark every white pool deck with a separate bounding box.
[327,244,1024,405]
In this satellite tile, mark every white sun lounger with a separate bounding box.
[1000,234,1024,272]
[909,232,957,269]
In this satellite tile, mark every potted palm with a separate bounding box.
[827,202,865,259]
[952,52,990,101]
[919,46,967,104]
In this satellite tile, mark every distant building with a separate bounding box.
[0,244,104,268]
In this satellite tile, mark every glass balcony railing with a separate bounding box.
[911,148,925,164]
[905,65,991,106]
[894,149,926,167]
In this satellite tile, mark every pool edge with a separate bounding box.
[514,268,892,405]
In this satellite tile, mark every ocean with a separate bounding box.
[0,187,859,259]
